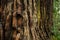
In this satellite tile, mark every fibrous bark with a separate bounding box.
[0,0,53,40]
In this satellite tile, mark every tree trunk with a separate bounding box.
[0,0,53,40]
[39,0,53,40]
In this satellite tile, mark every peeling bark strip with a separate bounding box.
[0,0,53,40]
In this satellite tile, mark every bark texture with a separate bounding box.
[0,0,53,40]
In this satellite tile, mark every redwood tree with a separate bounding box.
[0,0,53,40]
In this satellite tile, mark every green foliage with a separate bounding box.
[52,0,60,40]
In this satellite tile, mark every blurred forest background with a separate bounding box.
[51,0,60,40]
[0,0,60,40]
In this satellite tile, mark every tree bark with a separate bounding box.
[39,0,53,40]
[0,0,53,40]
